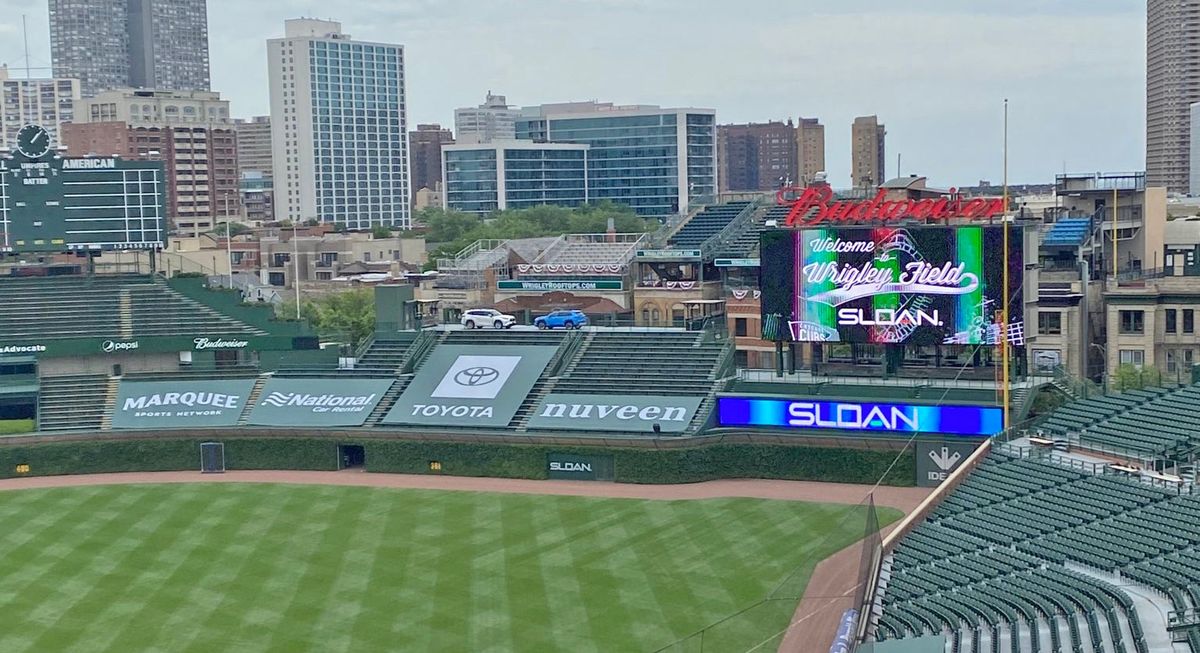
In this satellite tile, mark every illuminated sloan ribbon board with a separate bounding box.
[717,396,1002,437]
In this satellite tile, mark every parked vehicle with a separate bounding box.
[534,309,589,330]
[460,308,517,329]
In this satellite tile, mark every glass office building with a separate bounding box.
[516,103,716,216]
[268,19,410,230]
[443,141,589,214]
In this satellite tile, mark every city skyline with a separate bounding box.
[0,0,1145,188]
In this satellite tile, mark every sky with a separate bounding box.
[0,0,1146,188]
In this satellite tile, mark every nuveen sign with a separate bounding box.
[246,378,393,427]
[383,345,557,427]
[528,394,702,433]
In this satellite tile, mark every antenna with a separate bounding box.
[22,14,30,79]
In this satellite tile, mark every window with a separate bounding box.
[735,318,748,337]
[1119,349,1144,367]
[1037,312,1062,335]
[1167,309,1178,334]
[1169,349,1179,373]
[1119,310,1144,334]
[1187,310,1195,334]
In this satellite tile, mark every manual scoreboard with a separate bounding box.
[0,124,167,253]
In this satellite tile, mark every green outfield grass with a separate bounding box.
[0,484,898,653]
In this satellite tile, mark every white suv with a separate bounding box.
[460,308,517,329]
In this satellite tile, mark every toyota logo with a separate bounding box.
[454,366,500,386]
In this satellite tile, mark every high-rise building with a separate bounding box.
[796,117,825,185]
[48,0,210,97]
[851,115,886,189]
[0,66,80,152]
[268,19,410,230]
[1148,1,1200,194]
[235,117,274,222]
[454,92,518,144]
[409,123,454,204]
[716,121,797,192]
[1192,103,1200,196]
[63,89,238,237]
[516,101,716,216]
[443,141,589,214]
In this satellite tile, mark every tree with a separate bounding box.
[371,225,392,239]
[1112,364,1163,392]
[280,288,376,349]
[211,222,251,237]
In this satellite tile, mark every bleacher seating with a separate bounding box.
[668,202,751,248]
[874,450,1200,652]
[719,205,788,258]
[554,331,725,396]
[37,374,110,431]
[534,235,641,267]
[1038,384,1200,456]
[353,333,419,374]
[1041,217,1092,247]
[441,331,568,348]
[0,275,264,341]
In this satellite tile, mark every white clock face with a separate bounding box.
[16,124,51,159]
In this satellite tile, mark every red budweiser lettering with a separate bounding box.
[777,185,1006,227]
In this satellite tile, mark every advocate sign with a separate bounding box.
[111,379,255,429]
[528,394,702,433]
[246,377,392,427]
[717,396,1002,437]
[383,345,557,427]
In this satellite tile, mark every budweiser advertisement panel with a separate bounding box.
[760,225,1024,345]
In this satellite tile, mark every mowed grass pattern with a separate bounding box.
[0,484,894,652]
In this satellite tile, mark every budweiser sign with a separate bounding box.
[777,185,1006,227]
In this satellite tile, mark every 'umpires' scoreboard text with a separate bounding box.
[0,148,167,253]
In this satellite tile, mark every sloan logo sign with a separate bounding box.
[717,396,1003,437]
[261,392,378,413]
[549,461,592,473]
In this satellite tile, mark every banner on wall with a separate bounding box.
[110,379,256,429]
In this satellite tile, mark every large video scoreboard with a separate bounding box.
[0,124,167,253]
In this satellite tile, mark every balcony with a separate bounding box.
[1056,172,1145,194]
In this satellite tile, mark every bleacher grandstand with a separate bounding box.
[527,233,645,268]
[1035,384,1200,459]
[668,201,753,248]
[872,444,1200,653]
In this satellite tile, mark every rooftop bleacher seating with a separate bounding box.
[875,451,1200,652]
[718,205,788,258]
[1041,217,1092,247]
[668,202,751,248]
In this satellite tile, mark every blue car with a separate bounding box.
[534,309,589,330]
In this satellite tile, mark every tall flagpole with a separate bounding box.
[1002,99,1010,432]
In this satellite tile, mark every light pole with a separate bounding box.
[293,221,301,319]
[223,192,234,291]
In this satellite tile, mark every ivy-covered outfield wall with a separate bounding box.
[0,436,915,486]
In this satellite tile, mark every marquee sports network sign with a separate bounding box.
[246,378,393,427]
[528,394,702,433]
[111,379,256,429]
[383,345,557,427]
[716,396,1002,437]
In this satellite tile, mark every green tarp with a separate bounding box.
[383,345,557,428]
[246,378,393,427]
[111,379,256,429]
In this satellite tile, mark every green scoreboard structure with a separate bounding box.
[1,124,167,253]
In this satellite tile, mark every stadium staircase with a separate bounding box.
[98,377,120,430]
[37,374,110,432]
[364,378,408,427]
[872,449,1200,653]
[118,289,134,339]
[236,377,269,426]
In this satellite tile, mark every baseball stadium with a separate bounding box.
[3,136,1198,653]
